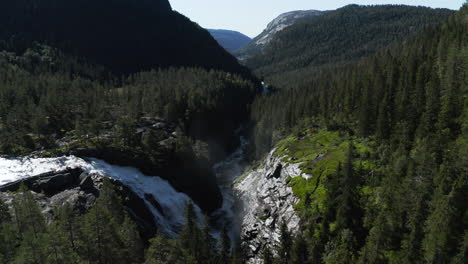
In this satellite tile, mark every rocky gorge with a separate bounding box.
[0,133,306,262]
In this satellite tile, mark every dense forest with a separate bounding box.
[0,180,241,264]
[0,0,466,264]
[0,46,259,212]
[246,5,454,89]
[250,4,467,264]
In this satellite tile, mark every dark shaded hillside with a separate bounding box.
[0,0,250,77]
[208,29,252,52]
[246,5,453,88]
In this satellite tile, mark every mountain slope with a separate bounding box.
[235,10,323,58]
[0,0,250,76]
[246,5,453,88]
[208,29,251,52]
[0,0,261,214]
[249,4,467,263]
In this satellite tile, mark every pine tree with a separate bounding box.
[422,174,467,264]
[277,221,292,264]
[0,198,10,224]
[335,144,364,247]
[45,222,80,264]
[0,198,16,264]
[200,215,216,264]
[144,233,185,264]
[179,202,202,261]
[78,180,126,264]
[291,233,309,264]
[11,186,48,264]
[322,229,357,264]
[55,203,79,250]
[120,216,144,264]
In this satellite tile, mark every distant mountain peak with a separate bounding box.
[256,10,322,46]
[235,9,323,58]
[208,29,252,53]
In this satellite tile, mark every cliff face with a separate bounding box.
[235,148,305,263]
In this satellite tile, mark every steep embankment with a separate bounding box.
[235,149,302,263]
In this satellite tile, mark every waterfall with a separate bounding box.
[0,156,204,237]
[211,136,249,242]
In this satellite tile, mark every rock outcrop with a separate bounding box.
[235,149,303,263]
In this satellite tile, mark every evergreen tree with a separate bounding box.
[144,233,185,264]
[291,233,309,264]
[276,221,292,264]
[322,229,357,264]
[200,215,216,264]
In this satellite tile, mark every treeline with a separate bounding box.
[0,45,257,156]
[252,5,467,264]
[0,181,240,264]
[246,5,453,89]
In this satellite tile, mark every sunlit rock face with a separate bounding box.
[235,148,302,263]
[255,10,322,46]
[236,10,323,58]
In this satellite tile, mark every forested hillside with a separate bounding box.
[246,5,453,88]
[0,1,466,264]
[0,0,251,76]
[250,4,467,263]
[0,0,261,220]
[0,180,240,264]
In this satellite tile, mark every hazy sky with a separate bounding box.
[169,0,465,37]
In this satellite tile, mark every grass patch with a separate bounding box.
[273,129,379,216]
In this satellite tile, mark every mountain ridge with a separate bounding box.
[208,29,252,53]
[235,9,323,58]
[245,4,454,88]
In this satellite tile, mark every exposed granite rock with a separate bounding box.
[235,148,303,263]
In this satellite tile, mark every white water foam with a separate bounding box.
[212,136,248,242]
[0,156,203,237]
